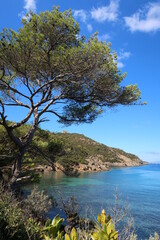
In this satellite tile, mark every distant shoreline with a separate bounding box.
[26,159,147,177]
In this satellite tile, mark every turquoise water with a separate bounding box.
[23,164,160,239]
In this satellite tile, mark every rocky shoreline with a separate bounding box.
[16,155,147,183]
[29,154,146,176]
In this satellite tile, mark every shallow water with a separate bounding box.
[23,164,160,239]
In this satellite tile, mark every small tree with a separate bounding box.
[0,8,142,187]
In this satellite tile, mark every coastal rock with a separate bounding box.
[24,132,145,176]
[53,150,144,175]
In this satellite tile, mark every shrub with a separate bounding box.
[0,183,41,240]
[24,186,54,220]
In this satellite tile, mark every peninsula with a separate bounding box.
[0,125,144,178]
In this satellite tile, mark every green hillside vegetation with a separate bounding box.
[0,123,143,180]
[55,132,140,166]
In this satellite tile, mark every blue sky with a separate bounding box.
[0,0,160,162]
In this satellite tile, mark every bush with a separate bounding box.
[0,184,55,240]
[0,184,41,240]
[24,186,55,221]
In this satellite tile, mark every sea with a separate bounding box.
[22,164,160,239]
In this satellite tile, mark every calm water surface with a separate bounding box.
[23,164,160,239]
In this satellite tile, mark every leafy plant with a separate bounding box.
[65,227,79,240]
[42,214,64,240]
[92,209,118,240]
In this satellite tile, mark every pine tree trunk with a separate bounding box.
[6,116,38,189]
[9,147,26,189]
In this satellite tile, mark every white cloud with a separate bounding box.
[117,62,124,68]
[118,50,131,60]
[19,0,36,18]
[24,0,36,12]
[124,2,160,33]
[91,0,119,22]
[117,50,131,68]
[87,24,93,32]
[73,10,87,23]
[98,33,111,41]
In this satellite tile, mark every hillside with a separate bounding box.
[53,132,144,174]
[0,124,144,177]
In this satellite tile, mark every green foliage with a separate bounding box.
[24,186,54,220]
[0,123,142,181]
[55,133,142,168]
[92,209,118,240]
[0,184,41,240]
[42,210,118,240]
[65,228,78,240]
[42,214,64,240]
[47,138,64,154]
[0,7,142,126]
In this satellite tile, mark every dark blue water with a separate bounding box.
[23,164,160,239]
